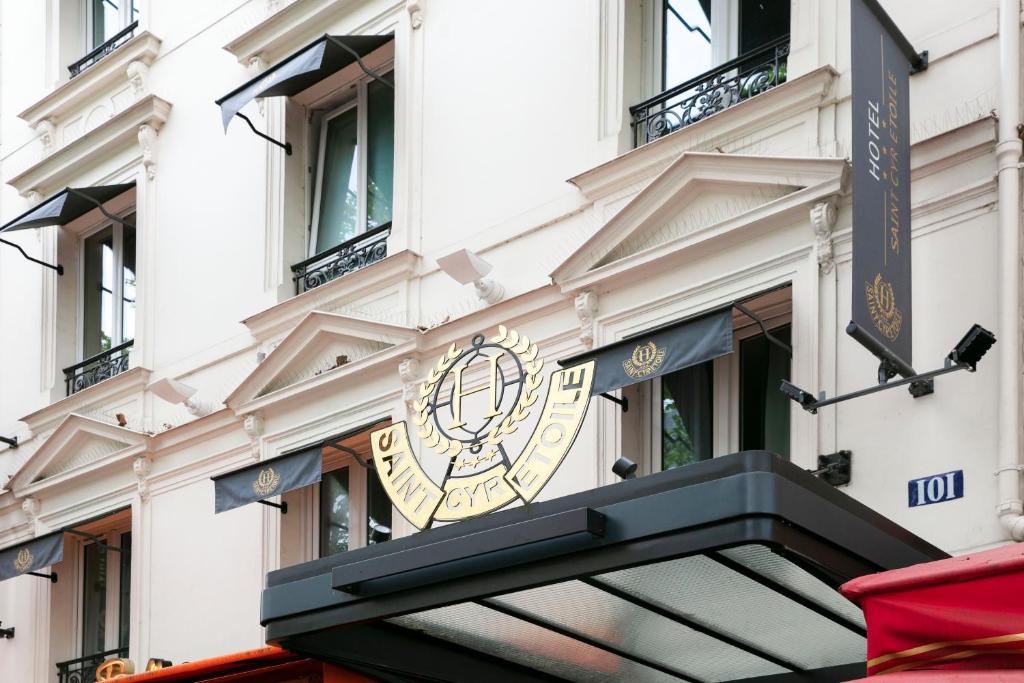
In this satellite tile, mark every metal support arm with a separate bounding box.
[26,571,57,583]
[0,238,63,275]
[234,112,292,155]
[0,435,16,449]
[64,528,130,554]
[66,189,135,229]
[257,499,288,514]
[599,392,629,412]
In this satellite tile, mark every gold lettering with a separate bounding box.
[370,423,443,529]
[448,352,504,429]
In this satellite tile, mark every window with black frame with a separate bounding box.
[67,0,140,78]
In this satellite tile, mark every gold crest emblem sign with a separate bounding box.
[252,467,281,497]
[372,326,595,529]
[866,273,903,341]
[622,341,666,379]
[13,547,33,573]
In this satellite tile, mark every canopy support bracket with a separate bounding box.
[733,302,792,357]
[65,188,135,229]
[0,238,63,275]
[598,392,628,412]
[64,528,130,554]
[0,435,16,449]
[325,36,394,90]
[235,113,292,155]
[26,571,57,583]
[257,499,289,514]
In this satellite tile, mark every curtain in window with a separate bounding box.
[739,325,791,457]
[661,360,714,469]
[315,109,360,253]
[118,532,131,650]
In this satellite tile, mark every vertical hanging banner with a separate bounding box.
[848,0,925,378]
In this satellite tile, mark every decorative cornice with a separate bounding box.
[18,367,151,437]
[811,197,839,274]
[574,291,598,348]
[18,31,161,127]
[9,94,172,196]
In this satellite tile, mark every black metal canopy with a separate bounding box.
[261,451,945,683]
[0,183,135,274]
[215,34,393,141]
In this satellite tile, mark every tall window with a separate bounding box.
[82,216,135,359]
[660,360,714,469]
[310,73,395,256]
[80,531,131,657]
[87,0,137,50]
[739,324,791,455]
[317,446,392,557]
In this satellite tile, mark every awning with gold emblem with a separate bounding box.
[212,446,322,514]
[559,306,734,396]
[0,530,63,583]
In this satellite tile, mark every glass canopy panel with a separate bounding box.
[595,547,866,671]
[389,602,680,683]
[489,579,788,682]
[718,544,867,627]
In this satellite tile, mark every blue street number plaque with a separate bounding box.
[908,470,963,507]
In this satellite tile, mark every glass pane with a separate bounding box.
[315,108,360,253]
[366,75,394,230]
[663,0,713,89]
[91,0,122,47]
[660,360,713,470]
[118,532,131,650]
[319,468,350,557]
[83,226,115,358]
[739,0,789,54]
[366,469,392,546]
[121,219,136,343]
[739,325,791,457]
[81,542,107,656]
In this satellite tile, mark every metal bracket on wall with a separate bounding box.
[0,238,63,275]
[26,571,57,583]
[809,451,852,487]
[599,392,628,412]
[0,435,16,449]
[0,622,14,639]
[234,112,292,155]
[257,499,288,514]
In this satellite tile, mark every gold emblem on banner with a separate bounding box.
[252,467,281,496]
[866,273,903,341]
[96,658,135,681]
[622,341,666,379]
[13,547,33,573]
[372,326,595,529]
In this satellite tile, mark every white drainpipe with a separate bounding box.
[996,0,1024,540]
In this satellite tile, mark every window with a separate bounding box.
[310,73,395,257]
[80,532,130,657]
[318,448,392,557]
[86,0,138,51]
[81,215,135,359]
[626,289,792,474]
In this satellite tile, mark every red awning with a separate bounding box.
[108,646,373,682]
[841,544,1024,677]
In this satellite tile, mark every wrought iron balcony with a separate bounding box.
[291,222,391,295]
[57,647,128,683]
[63,340,133,397]
[68,21,139,78]
[630,36,790,147]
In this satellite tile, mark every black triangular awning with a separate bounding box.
[212,445,322,514]
[0,184,135,234]
[215,34,393,131]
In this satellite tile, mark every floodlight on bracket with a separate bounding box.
[782,324,996,415]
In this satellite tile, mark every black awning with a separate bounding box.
[261,452,945,683]
[213,445,322,514]
[560,306,734,396]
[0,184,135,235]
[0,531,63,582]
[215,34,393,131]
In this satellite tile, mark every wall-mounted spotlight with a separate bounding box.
[612,457,638,480]
[0,622,14,639]
[148,378,215,417]
[948,324,996,371]
[436,248,505,305]
[368,517,392,544]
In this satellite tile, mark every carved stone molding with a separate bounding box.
[34,119,56,152]
[243,413,264,459]
[248,55,268,116]
[811,197,839,274]
[574,290,598,348]
[24,190,43,205]
[407,0,423,29]
[22,497,41,529]
[133,455,153,501]
[398,358,421,407]
[138,123,157,181]
[127,60,149,97]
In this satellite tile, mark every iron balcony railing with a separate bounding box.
[291,222,391,295]
[630,36,790,147]
[68,20,139,78]
[57,647,129,683]
[63,340,133,396]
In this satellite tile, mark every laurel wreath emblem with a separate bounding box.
[866,273,903,341]
[412,326,544,460]
[14,547,33,573]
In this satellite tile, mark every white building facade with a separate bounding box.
[0,0,1019,680]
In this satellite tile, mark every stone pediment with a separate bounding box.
[10,414,149,492]
[552,152,848,286]
[227,312,422,409]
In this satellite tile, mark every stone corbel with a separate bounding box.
[133,455,153,501]
[138,124,157,181]
[407,0,424,29]
[22,497,40,531]
[34,119,57,153]
[127,61,150,98]
[243,414,264,460]
[248,55,268,116]
[399,358,422,408]
[575,290,598,348]
[811,197,839,274]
